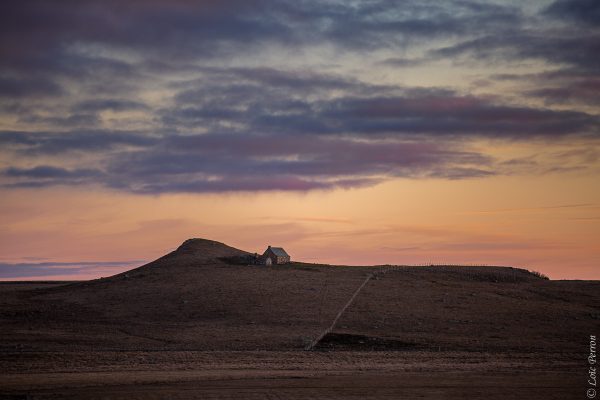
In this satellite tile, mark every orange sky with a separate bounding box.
[1,161,598,280]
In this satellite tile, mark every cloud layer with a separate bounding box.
[0,261,142,279]
[0,0,599,193]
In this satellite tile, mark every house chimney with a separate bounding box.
[268,245,271,249]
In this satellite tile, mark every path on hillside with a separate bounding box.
[305,272,375,350]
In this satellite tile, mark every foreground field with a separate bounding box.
[0,238,598,399]
[0,350,582,399]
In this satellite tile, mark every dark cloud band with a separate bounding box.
[0,0,598,193]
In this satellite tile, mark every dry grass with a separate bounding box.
[0,239,597,353]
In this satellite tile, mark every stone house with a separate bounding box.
[262,245,290,265]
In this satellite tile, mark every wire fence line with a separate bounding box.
[305,273,374,351]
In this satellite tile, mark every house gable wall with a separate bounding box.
[262,248,290,264]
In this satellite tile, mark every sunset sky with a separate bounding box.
[1,0,599,280]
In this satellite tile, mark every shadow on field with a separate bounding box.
[314,332,422,351]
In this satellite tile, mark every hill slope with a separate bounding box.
[0,238,598,353]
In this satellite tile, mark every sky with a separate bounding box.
[0,0,599,280]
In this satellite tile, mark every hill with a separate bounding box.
[1,238,598,353]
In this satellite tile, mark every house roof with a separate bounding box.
[266,247,289,257]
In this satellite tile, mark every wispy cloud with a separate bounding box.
[460,203,599,215]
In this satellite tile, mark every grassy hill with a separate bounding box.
[1,238,598,353]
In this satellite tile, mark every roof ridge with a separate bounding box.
[265,246,289,257]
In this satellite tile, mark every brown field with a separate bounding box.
[1,238,598,399]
